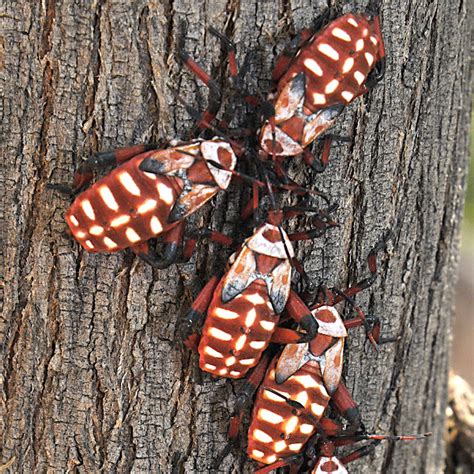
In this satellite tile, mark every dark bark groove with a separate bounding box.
[1,1,471,473]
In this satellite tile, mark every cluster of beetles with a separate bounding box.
[58,10,430,473]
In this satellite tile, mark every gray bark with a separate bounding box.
[1,1,471,473]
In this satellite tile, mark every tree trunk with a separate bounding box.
[1,1,471,473]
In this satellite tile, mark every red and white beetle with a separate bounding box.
[182,209,335,379]
[246,297,369,466]
[65,138,237,268]
[260,13,386,173]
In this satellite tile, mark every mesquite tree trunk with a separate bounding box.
[1,1,471,472]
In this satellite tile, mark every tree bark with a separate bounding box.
[1,1,471,473]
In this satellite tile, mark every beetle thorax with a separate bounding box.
[246,223,295,259]
[201,140,237,189]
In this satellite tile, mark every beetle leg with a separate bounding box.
[331,381,363,433]
[71,144,157,193]
[48,144,158,195]
[178,41,223,137]
[339,441,382,465]
[240,182,260,221]
[270,290,318,344]
[181,228,234,262]
[134,223,184,270]
[332,231,393,303]
[181,275,220,350]
[288,223,337,242]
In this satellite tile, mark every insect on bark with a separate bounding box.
[260,13,386,174]
[65,139,237,268]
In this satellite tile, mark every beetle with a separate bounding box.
[64,138,237,268]
[259,13,386,174]
[182,209,336,379]
[246,295,371,467]
[198,14,385,182]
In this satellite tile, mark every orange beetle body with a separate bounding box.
[247,305,348,465]
[260,13,385,158]
[65,139,237,254]
[197,221,295,379]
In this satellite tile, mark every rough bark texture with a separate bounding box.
[1,1,471,473]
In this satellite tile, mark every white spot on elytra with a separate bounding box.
[253,429,273,443]
[311,403,325,417]
[304,57,323,76]
[150,216,163,234]
[252,450,264,459]
[266,455,277,464]
[365,52,375,66]
[85,240,94,249]
[204,363,216,371]
[295,391,309,406]
[138,199,157,214]
[209,327,232,341]
[225,356,236,367]
[263,388,290,402]
[332,27,351,42]
[274,440,287,453]
[289,443,303,452]
[260,320,275,331]
[313,93,326,105]
[70,215,79,226]
[244,292,265,305]
[354,70,365,85]
[300,423,314,434]
[318,43,339,60]
[325,79,339,94]
[125,227,141,243]
[234,335,247,352]
[342,57,354,73]
[157,182,174,204]
[258,409,283,424]
[284,416,298,434]
[250,341,266,350]
[348,18,359,27]
[370,36,378,45]
[341,91,354,102]
[355,39,365,51]
[214,307,239,319]
[89,225,104,236]
[204,346,224,358]
[81,200,95,220]
[119,172,141,196]
[240,358,256,365]
[293,374,319,388]
[111,215,130,227]
[99,185,118,211]
[75,231,85,238]
[245,308,257,327]
[363,28,369,37]
[103,237,118,249]
[230,370,240,377]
